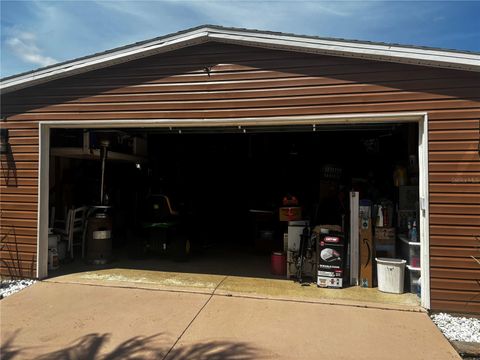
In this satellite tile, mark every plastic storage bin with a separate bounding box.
[398,234,421,267]
[409,244,421,268]
[407,265,421,297]
[375,258,406,294]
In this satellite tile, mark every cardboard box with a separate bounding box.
[317,233,346,288]
[279,207,302,222]
[375,227,396,246]
[359,202,373,288]
[317,275,343,288]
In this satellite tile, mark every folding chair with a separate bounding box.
[64,206,88,259]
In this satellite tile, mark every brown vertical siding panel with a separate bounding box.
[429,214,480,226]
[430,193,480,204]
[0,251,38,262]
[1,43,479,311]
[0,243,36,253]
[0,118,39,278]
[1,187,39,195]
[431,278,479,291]
[4,100,480,121]
[430,184,480,193]
[429,120,480,130]
[0,211,38,219]
[431,268,479,280]
[430,235,479,247]
[430,246,479,257]
[0,202,38,211]
[430,256,479,269]
[431,300,480,313]
[0,228,37,237]
[430,204,480,215]
[429,141,479,151]
[431,289,480,303]
[1,235,37,245]
[0,178,38,187]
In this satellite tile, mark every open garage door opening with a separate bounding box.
[45,121,424,304]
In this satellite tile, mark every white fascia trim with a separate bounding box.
[0,30,209,93]
[2,26,479,93]
[207,29,480,71]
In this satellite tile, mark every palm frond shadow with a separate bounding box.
[1,330,25,360]
[1,332,263,360]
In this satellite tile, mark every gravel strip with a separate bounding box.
[0,279,36,299]
[431,313,480,343]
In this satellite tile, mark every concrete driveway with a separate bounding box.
[1,281,459,359]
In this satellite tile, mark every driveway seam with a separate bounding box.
[162,275,229,360]
[212,292,426,313]
[40,279,424,313]
[42,279,215,296]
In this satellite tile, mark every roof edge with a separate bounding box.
[2,25,479,94]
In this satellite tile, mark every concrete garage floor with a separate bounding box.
[1,281,459,359]
[46,249,421,310]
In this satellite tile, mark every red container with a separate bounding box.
[271,252,287,275]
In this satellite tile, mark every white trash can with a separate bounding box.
[375,258,406,294]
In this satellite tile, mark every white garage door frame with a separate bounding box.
[37,111,431,309]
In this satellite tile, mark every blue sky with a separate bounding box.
[1,1,479,77]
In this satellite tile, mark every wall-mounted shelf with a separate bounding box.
[51,147,147,163]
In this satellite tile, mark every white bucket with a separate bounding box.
[48,234,58,249]
[287,221,309,251]
[48,230,59,249]
[376,257,406,294]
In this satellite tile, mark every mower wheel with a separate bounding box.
[171,235,191,262]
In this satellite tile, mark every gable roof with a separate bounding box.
[2,24,479,94]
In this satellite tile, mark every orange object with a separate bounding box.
[282,195,299,206]
[393,166,407,187]
[279,207,302,222]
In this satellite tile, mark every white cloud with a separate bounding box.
[6,31,57,67]
[93,0,354,30]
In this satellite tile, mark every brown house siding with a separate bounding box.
[1,43,479,312]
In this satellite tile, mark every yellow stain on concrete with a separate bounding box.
[49,268,223,294]
[47,267,421,310]
[217,276,421,309]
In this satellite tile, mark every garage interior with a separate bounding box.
[46,122,422,303]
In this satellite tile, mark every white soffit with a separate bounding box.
[1,25,479,94]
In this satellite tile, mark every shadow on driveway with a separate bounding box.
[2,331,262,360]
